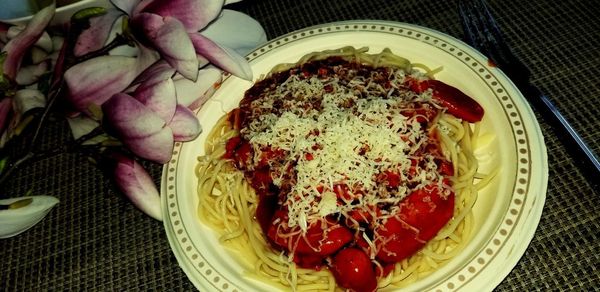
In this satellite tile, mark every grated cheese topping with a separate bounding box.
[238,59,449,232]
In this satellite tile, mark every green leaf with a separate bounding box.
[87,103,103,120]
[101,138,122,147]
[0,52,6,76]
[71,7,107,22]
[0,156,8,175]
[120,17,136,46]
[121,16,130,34]
[8,198,33,209]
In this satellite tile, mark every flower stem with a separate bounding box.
[75,34,131,63]
[0,151,34,187]
[0,74,101,188]
[0,124,106,187]
[0,91,58,187]
[27,81,63,154]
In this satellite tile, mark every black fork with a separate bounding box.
[458,0,600,190]
[458,0,530,87]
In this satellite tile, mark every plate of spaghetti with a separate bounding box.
[161,21,548,292]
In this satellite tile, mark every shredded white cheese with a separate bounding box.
[240,62,447,231]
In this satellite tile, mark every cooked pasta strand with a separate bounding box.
[196,47,491,291]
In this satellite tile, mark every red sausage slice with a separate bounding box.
[375,185,455,263]
[410,79,484,123]
[331,248,377,292]
[267,211,353,257]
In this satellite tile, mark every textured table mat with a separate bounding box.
[1,0,598,291]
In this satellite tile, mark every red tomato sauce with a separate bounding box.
[223,56,483,292]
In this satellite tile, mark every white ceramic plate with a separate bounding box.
[161,21,548,292]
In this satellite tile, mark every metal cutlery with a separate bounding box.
[458,0,600,190]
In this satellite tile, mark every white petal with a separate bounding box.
[66,116,110,145]
[173,66,222,109]
[200,9,267,56]
[30,46,48,64]
[224,0,244,5]
[0,196,59,238]
[13,88,46,113]
[15,60,50,85]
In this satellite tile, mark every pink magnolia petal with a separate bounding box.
[102,93,174,163]
[132,60,175,86]
[65,56,140,113]
[168,105,200,141]
[133,78,177,123]
[0,98,12,134]
[7,27,53,52]
[135,40,161,67]
[173,66,222,110]
[130,60,177,122]
[64,43,159,114]
[74,8,124,57]
[110,0,139,14]
[103,93,165,138]
[112,153,162,220]
[137,0,224,32]
[189,33,252,80]
[125,127,174,163]
[1,3,55,80]
[132,13,198,80]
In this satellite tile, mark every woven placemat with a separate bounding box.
[1,0,598,291]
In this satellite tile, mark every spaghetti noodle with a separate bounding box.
[196,47,489,291]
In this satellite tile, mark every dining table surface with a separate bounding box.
[1,0,599,291]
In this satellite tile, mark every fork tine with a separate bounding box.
[458,0,531,82]
[458,0,483,53]
[461,1,600,186]
[459,0,504,64]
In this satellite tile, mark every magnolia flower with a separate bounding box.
[111,153,162,221]
[1,4,55,147]
[64,42,160,116]
[66,0,255,114]
[100,57,214,163]
[1,4,55,81]
[66,0,265,164]
[1,1,266,221]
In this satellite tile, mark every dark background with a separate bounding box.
[2,0,598,291]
